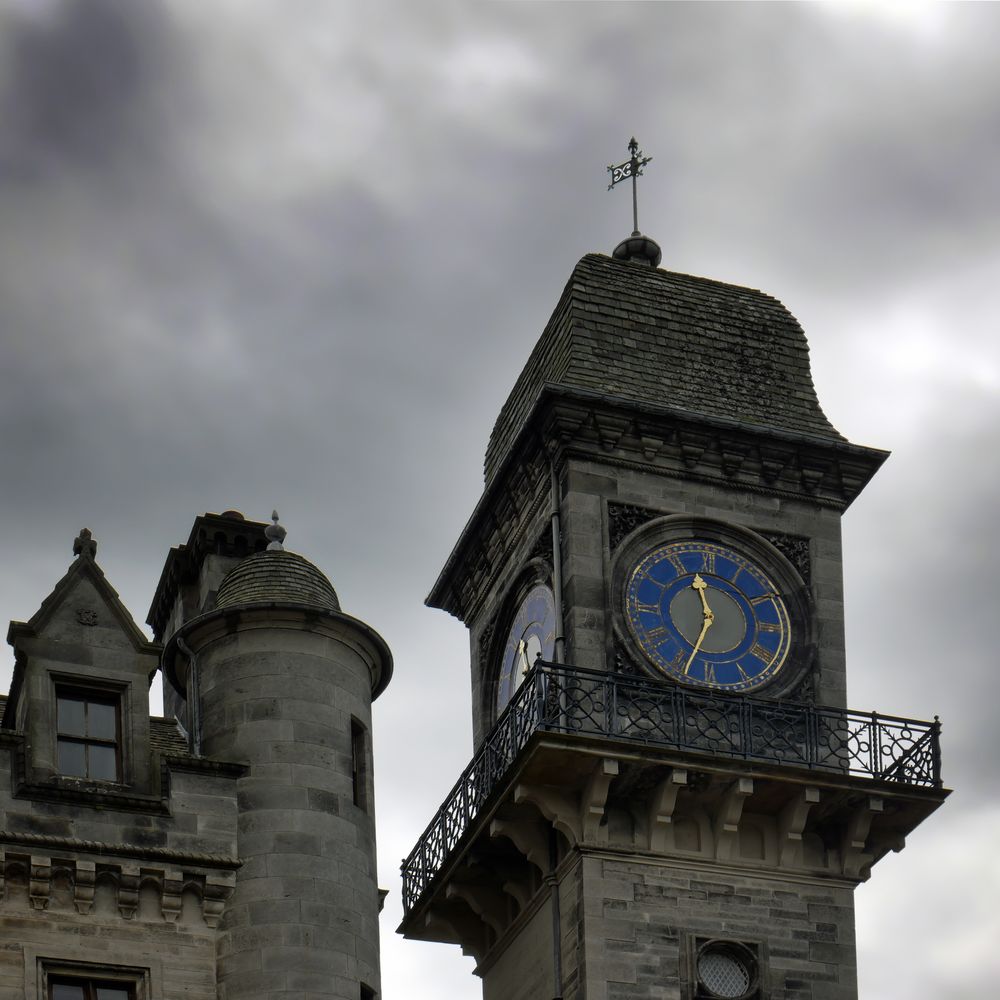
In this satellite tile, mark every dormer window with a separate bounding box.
[56,689,121,782]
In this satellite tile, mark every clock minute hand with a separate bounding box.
[691,573,713,618]
[684,574,715,674]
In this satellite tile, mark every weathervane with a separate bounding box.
[607,136,652,236]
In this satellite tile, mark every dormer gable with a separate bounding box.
[4,530,161,796]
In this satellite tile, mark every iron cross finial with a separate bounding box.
[607,136,653,236]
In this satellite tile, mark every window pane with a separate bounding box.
[57,740,87,777]
[51,985,86,1000]
[57,698,86,736]
[89,744,118,781]
[88,701,117,740]
[96,988,131,1000]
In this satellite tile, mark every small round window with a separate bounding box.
[696,941,756,999]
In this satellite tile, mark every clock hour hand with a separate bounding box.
[517,638,536,682]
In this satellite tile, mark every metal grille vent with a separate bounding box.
[698,950,750,997]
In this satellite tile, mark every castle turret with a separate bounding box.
[162,514,392,1000]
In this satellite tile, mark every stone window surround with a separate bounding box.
[28,951,159,1000]
[55,687,122,783]
[49,674,129,787]
[687,935,765,1000]
[351,715,370,813]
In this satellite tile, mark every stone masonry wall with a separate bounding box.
[577,852,857,1000]
[560,457,847,709]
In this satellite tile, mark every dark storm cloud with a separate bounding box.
[0,0,176,178]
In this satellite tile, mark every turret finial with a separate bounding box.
[73,528,97,559]
[265,510,287,551]
[607,136,661,268]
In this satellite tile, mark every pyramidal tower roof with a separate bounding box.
[485,252,844,485]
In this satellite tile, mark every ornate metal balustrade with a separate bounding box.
[400,661,942,913]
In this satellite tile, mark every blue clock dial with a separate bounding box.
[625,541,791,692]
[497,584,556,712]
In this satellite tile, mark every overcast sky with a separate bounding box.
[0,2,997,997]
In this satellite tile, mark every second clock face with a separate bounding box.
[497,584,556,713]
[625,540,791,692]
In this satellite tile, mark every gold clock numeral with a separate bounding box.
[735,663,752,683]
[758,622,782,633]
[668,649,686,669]
[702,550,716,574]
[644,625,670,642]
[702,662,717,685]
[750,594,776,606]
[750,642,773,665]
[667,552,687,574]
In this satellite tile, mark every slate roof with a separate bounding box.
[149,716,189,756]
[215,550,341,613]
[485,253,844,483]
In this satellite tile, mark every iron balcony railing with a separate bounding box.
[400,661,942,914]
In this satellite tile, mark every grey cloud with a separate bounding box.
[0,0,176,178]
[0,3,996,998]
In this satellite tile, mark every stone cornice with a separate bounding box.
[162,602,393,701]
[0,830,240,869]
[428,385,887,622]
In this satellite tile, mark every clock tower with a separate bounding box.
[398,182,947,999]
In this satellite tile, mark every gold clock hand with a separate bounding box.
[517,639,530,678]
[692,574,713,618]
[684,574,715,674]
[684,616,713,674]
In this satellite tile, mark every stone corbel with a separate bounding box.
[470,854,534,910]
[759,445,794,484]
[490,817,549,876]
[29,855,51,911]
[720,442,750,478]
[161,870,184,923]
[640,434,665,461]
[842,796,883,879]
[593,413,631,452]
[499,877,532,910]
[648,769,688,854]
[679,429,713,469]
[799,454,832,494]
[514,784,582,846]
[547,402,596,450]
[581,759,619,844]
[778,787,820,868]
[204,871,236,929]
[74,860,96,915]
[713,778,754,860]
[445,881,509,935]
[423,910,486,965]
[118,864,139,920]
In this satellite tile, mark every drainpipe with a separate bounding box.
[176,636,202,757]
[548,827,564,1000]
[549,459,565,664]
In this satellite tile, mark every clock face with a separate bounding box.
[497,584,556,712]
[625,540,791,692]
